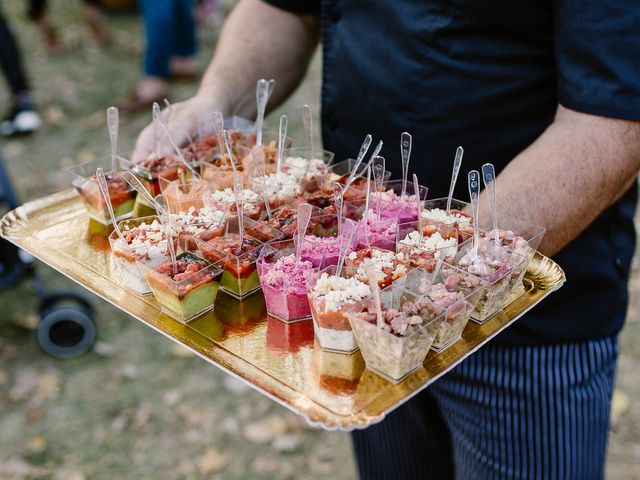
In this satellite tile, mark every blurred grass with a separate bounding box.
[0,1,638,479]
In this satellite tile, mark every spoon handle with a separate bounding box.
[96,168,123,239]
[446,146,464,213]
[296,203,313,262]
[400,132,412,197]
[152,103,199,179]
[212,111,225,151]
[336,218,357,276]
[255,78,275,146]
[107,107,119,172]
[276,114,288,174]
[482,163,499,244]
[333,182,344,237]
[413,174,423,238]
[373,156,385,221]
[350,140,383,184]
[468,170,480,257]
[122,171,157,210]
[154,194,177,268]
[345,134,372,187]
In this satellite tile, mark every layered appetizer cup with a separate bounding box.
[370,179,429,224]
[195,216,271,299]
[108,215,171,294]
[421,197,474,242]
[343,200,398,251]
[305,265,371,354]
[298,214,348,269]
[139,252,223,323]
[344,247,409,289]
[67,156,136,224]
[323,158,391,201]
[404,265,483,352]
[396,221,458,272]
[199,144,253,190]
[453,237,527,323]
[249,171,301,210]
[345,282,444,382]
[257,239,314,322]
[171,206,228,251]
[159,176,211,214]
[282,146,334,193]
[204,186,263,220]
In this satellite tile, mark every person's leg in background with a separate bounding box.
[351,390,455,479]
[119,0,175,113]
[82,0,109,46]
[431,338,617,479]
[26,0,61,52]
[170,0,197,81]
[0,5,41,136]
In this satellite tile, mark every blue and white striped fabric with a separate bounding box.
[352,337,618,480]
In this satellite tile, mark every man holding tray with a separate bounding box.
[133,1,640,478]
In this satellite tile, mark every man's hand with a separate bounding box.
[131,0,320,163]
[484,105,640,256]
[131,93,230,163]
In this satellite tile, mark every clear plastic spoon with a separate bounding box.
[344,134,372,187]
[154,194,177,270]
[121,171,160,212]
[276,114,287,174]
[400,132,412,197]
[373,156,385,221]
[250,146,272,219]
[349,139,382,186]
[106,106,119,173]
[152,103,199,179]
[255,78,275,147]
[468,170,480,258]
[296,202,313,263]
[96,167,123,239]
[363,166,372,248]
[336,218,357,276]
[233,173,245,256]
[212,111,225,150]
[364,259,384,331]
[300,105,315,186]
[482,163,499,245]
[413,173,423,239]
[446,146,464,213]
[333,182,344,237]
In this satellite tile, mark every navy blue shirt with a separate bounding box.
[264,0,640,344]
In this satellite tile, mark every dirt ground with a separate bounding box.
[0,1,638,479]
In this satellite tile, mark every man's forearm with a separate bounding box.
[198,0,320,116]
[484,105,640,256]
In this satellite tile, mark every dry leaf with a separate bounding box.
[611,389,630,423]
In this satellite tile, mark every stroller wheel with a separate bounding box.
[37,303,96,359]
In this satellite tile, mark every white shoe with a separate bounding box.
[1,110,42,136]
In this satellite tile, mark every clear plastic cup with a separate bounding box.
[453,237,527,323]
[158,176,212,214]
[345,282,444,383]
[368,179,429,224]
[478,215,546,284]
[305,264,370,354]
[342,200,398,251]
[257,239,315,323]
[108,215,171,295]
[171,206,228,252]
[403,265,484,352]
[421,197,473,242]
[282,146,335,193]
[344,246,410,289]
[261,204,323,240]
[203,186,264,220]
[67,155,136,224]
[139,251,224,323]
[297,214,349,269]
[120,155,189,198]
[248,171,301,211]
[396,220,459,271]
[199,144,254,190]
[195,219,266,299]
[323,158,391,201]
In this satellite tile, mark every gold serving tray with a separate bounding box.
[1,190,565,431]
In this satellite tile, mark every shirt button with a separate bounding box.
[328,1,341,22]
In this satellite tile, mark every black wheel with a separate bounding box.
[37,294,96,358]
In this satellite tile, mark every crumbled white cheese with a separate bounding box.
[311,273,371,311]
[253,172,301,198]
[208,188,259,206]
[284,156,325,181]
[421,208,469,225]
